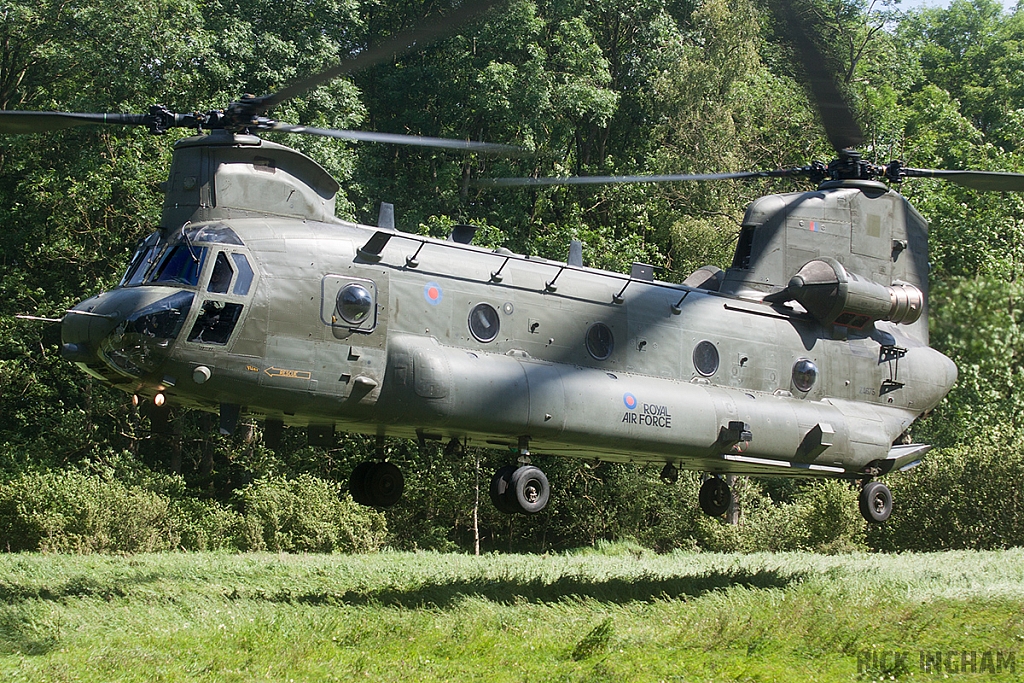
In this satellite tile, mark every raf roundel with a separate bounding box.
[424,282,443,306]
[623,393,638,410]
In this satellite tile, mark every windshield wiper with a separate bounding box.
[179,222,200,264]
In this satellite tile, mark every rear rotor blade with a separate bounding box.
[767,0,864,153]
[0,111,149,134]
[251,0,505,114]
[265,121,522,153]
[477,167,814,187]
[902,168,1024,192]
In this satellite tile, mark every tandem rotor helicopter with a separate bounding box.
[5,0,1024,524]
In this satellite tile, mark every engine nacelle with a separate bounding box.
[771,257,924,328]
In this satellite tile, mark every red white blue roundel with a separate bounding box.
[623,393,638,410]
[424,282,443,305]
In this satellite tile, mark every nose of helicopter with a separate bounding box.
[62,287,195,379]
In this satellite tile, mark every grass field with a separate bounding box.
[2,546,1023,682]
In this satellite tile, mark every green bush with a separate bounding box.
[869,439,1024,551]
[0,470,387,554]
[237,474,387,553]
[799,479,867,553]
[696,478,866,554]
[169,498,245,551]
[0,469,175,553]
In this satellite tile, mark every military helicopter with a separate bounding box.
[5,0,1024,524]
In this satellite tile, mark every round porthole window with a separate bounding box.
[469,303,500,342]
[336,283,373,324]
[693,340,719,377]
[586,322,614,360]
[792,358,818,392]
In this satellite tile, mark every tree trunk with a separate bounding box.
[473,450,481,556]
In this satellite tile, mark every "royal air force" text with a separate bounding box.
[622,403,672,428]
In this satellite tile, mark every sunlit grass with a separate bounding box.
[2,548,1023,681]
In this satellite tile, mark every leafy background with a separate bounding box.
[1,0,1022,553]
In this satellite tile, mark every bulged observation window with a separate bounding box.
[468,303,500,342]
[586,323,614,360]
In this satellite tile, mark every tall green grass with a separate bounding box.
[2,548,1022,681]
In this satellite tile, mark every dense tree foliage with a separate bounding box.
[2,0,1023,553]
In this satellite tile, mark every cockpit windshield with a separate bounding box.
[151,245,208,286]
[118,224,247,289]
[119,232,163,287]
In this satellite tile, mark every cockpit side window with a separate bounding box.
[187,301,244,345]
[231,253,255,296]
[151,245,207,286]
[208,252,234,294]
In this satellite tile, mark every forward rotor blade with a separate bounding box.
[0,111,149,134]
[251,0,505,114]
[767,0,864,153]
[266,121,522,153]
[477,168,809,187]
[14,314,64,323]
[903,168,1024,192]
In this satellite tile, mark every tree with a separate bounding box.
[3,0,1024,554]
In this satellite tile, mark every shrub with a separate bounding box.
[0,469,175,553]
[799,479,866,553]
[237,474,386,553]
[169,498,245,551]
[0,469,386,554]
[869,439,1024,551]
[696,478,866,554]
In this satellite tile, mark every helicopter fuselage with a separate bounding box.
[61,133,956,486]
[63,214,954,480]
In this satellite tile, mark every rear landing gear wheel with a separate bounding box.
[511,465,550,515]
[699,476,732,517]
[490,465,550,515]
[859,481,892,523]
[489,465,519,514]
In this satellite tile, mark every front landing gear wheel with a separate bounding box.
[699,477,732,517]
[349,461,404,508]
[859,481,892,523]
[366,461,404,508]
[348,461,374,506]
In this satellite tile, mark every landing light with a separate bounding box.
[153,393,166,407]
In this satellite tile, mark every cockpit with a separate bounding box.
[66,223,261,381]
[120,224,253,291]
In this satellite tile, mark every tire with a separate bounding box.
[699,477,731,517]
[348,461,374,506]
[511,465,550,515]
[365,461,404,508]
[489,465,519,514]
[859,481,892,523]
